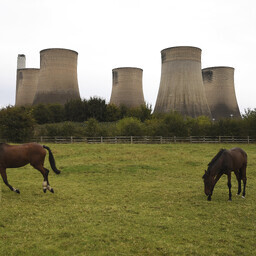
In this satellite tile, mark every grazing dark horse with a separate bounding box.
[202,147,247,201]
[0,143,60,194]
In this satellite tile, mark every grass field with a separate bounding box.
[0,143,256,255]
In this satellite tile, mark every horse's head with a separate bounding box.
[202,170,214,196]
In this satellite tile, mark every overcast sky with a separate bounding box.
[1,0,256,113]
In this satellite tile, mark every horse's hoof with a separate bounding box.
[43,189,47,193]
[207,198,211,201]
[16,189,20,194]
[228,199,232,202]
[50,188,54,193]
[242,196,245,199]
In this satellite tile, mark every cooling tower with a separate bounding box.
[16,54,26,105]
[33,48,80,105]
[202,67,241,119]
[154,46,211,118]
[16,68,40,106]
[110,67,145,107]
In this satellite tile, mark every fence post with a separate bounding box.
[131,136,133,144]
[101,136,103,144]
[71,136,73,144]
[174,136,176,143]
[247,136,250,144]
[40,136,43,143]
[160,136,163,144]
[219,136,221,143]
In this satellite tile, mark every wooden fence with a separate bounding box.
[17,136,256,144]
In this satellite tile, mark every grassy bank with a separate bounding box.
[0,144,256,255]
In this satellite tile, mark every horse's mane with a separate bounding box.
[207,148,226,169]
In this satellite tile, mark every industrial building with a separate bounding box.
[33,48,80,105]
[14,46,242,120]
[17,54,26,69]
[154,46,211,118]
[15,54,39,106]
[110,67,145,108]
[202,66,241,119]
[16,68,40,106]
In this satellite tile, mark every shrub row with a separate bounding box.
[35,113,255,138]
[0,100,255,142]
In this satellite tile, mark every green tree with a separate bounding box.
[48,104,65,123]
[119,104,129,119]
[64,99,88,122]
[127,104,152,122]
[32,104,52,124]
[242,108,256,136]
[0,106,35,142]
[106,104,121,122]
[87,97,107,121]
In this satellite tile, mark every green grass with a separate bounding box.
[0,143,256,255]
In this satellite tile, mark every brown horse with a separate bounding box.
[0,143,60,194]
[202,147,247,201]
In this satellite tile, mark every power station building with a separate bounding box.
[15,54,39,106]
[110,67,145,108]
[17,54,26,69]
[33,48,80,105]
[14,47,241,120]
[154,46,211,118]
[16,68,40,106]
[202,66,241,119]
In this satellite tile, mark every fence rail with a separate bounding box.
[10,136,253,144]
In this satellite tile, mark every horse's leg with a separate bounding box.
[32,165,48,193]
[227,172,232,201]
[44,167,54,193]
[33,165,54,193]
[241,165,247,198]
[234,170,241,195]
[0,168,20,194]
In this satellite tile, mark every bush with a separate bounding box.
[186,116,212,136]
[116,117,144,136]
[144,118,167,136]
[84,118,102,137]
[163,112,188,136]
[35,122,85,137]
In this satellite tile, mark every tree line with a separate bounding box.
[0,97,255,142]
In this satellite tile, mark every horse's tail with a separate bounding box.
[43,145,61,174]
